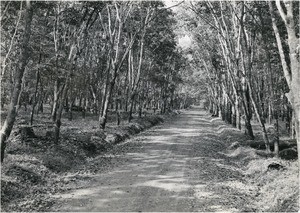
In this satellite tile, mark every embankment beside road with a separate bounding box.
[1,112,179,212]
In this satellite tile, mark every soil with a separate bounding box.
[1,107,298,212]
[49,107,298,212]
[0,108,166,212]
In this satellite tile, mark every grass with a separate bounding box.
[225,140,299,212]
[249,158,299,212]
[1,106,298,212]
[1,106,168,211]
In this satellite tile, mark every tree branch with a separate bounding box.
[268,1,291,86]
[275,0,287,24]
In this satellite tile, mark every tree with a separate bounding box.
[0,1,189,162]
[269,0,300,158]
[180,1,299,154]
[1,2,34,162]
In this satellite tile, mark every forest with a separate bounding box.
[0,0,299,212]
[1,1,189,159]
[179,0,300,157]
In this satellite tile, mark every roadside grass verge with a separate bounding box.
[1,111,175,212]
[209,116,298,212]
[221,126,299,211]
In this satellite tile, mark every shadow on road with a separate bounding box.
[51,108,256,212]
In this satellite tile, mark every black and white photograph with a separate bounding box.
[0,0,299,212]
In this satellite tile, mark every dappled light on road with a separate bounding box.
[51,108,257,212]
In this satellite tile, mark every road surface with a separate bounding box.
[51,107,256,212]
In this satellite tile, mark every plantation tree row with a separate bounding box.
[181,1,299,157]
[0,1,188,162]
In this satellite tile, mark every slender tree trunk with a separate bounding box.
[244,115,254,139]
[101,70,110,116]
[54,81,68,144]
[99,81,114,129]
[16,82,24,112]
[68,97,74,121]
[248,82,271,152]
[268,103,272,124]
[221,95,226,121]
[291,110,296,139]
[30,69,40,125]
[37,86,44,114]
[232,104,237,127]
[295,110,300,157]
[53,42,82,143]
[235,98,241,130]
[138,91,143,118]
[286,105,291,133]
[1,4,34,162]
[241,88,254,139]
[115,99,120,126]
[128,94,135,123]
[124,57,130,112]
[82,82,89,118]
[274,113,280,157]
[227,102,232,124]
[52,80,59,121]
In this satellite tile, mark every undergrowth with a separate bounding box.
[226,140,299,212]
[247,158,299,212]
[1,112,167,212]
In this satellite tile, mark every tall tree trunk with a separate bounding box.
[270,1,300,161]
[31,52,42,120]
[274,113,280,157]
[241,86,254,139]
[235,98,241,130]
[37,85,44,115]
[138,94,143,118]
[295,110,300,158]
[232,104,237,127]
[115,99,120,126]
[30,69,40,125]
[248,82,271,153]
[128,94,135,123]
[51,79,59,121]
[99,81,114,129]
[1,4,34,162]
[101,68,110,116]
[54,81,68,144]
[291,110,296,139]
[268,103,272,124]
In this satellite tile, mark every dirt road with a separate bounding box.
[51,107,256,212]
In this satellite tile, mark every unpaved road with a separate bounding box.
[51,107,256,212]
